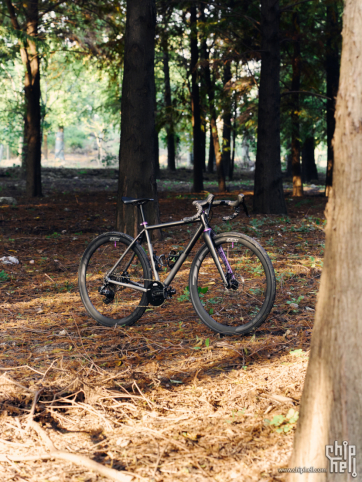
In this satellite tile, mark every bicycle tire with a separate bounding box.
[189,232,276,335]
[78,232,151,327]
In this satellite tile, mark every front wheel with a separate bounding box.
[189,232,276,335]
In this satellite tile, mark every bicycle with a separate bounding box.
[78,193,276,335]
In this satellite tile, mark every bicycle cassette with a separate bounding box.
[147,281,165,306]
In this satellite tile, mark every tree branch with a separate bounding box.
[281,0,314,13]
[281,90,330,100]
[4,0,21,30]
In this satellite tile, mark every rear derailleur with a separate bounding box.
[98,271,130,304]
[98,284,115,304]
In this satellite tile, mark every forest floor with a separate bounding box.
[0,168,326,482]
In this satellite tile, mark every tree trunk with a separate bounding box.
[222,63,232,179]
[6,0,43,195]
[208,123,214,173]
[325,1,341,197]
[11,0,42,196]
[190,6,203,192]
[211,117,226,192]
[302,136,318,183]
[230,118,237,181]
[289,1,362,478]
[200,4,225,191]
[204,54,225,191]
[162,32,175,171]
[291,12,303,197]
[253,0,286,213]
[116,0,160,238]
[43,132,48,160]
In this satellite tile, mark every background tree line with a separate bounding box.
[0,0,342,220]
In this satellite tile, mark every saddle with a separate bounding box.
[121,196,154,206]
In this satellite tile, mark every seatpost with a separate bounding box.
[139,204,147,224]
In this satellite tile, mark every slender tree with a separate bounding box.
[253,0,287,214]
[161,21,176,171]
[291,11,303,197]
[116,0,160,237]
[289,1,362,476]
[325,0,342,197]
[302,135,318,183]
[190,5,203,192]
[222,62,232,179]
[200,3,226,191]
[208,123,215,173]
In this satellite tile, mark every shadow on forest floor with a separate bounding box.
[0,174,326,481]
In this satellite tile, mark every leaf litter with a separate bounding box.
[0,176,327,481]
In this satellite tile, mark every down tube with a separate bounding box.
[164,223,204,286]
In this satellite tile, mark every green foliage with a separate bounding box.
[0,270,9,282]
[177,286,190,302]
[264,409,299,433]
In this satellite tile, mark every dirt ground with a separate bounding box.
[0,168,326,482]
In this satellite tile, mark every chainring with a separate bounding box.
[147,281,165,306]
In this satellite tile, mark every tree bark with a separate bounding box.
[230,115,237,181]
[302,136,318,183]
[190,6,203,192]
[162,31,175,171]
[6,0,42,196]
[291,12,303,197]
[116,0,160,238]
[289,1,362,478]
[325,1,341,197]
[208,123,214,173]
[203,54,225,191]
[222,63,232,179]
[253,0,286,213]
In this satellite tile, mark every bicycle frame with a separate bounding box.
[104,204,228,293]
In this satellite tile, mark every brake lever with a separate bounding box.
[222,207,240,222]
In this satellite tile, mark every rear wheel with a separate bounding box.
[78,232,151,327]
[189,232,276,335]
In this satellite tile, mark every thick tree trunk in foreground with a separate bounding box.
[302,136,318,183]
[291,12,303,197]
[289,2,362,478]
[190,6,203,192]
[116,0,160,237]
[162,33,175,171]
[253,0,286,213]
[222,63,232,179]
[6,0,42,196]
[325,1,341,197]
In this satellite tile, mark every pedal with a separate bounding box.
[165,286,176,298]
